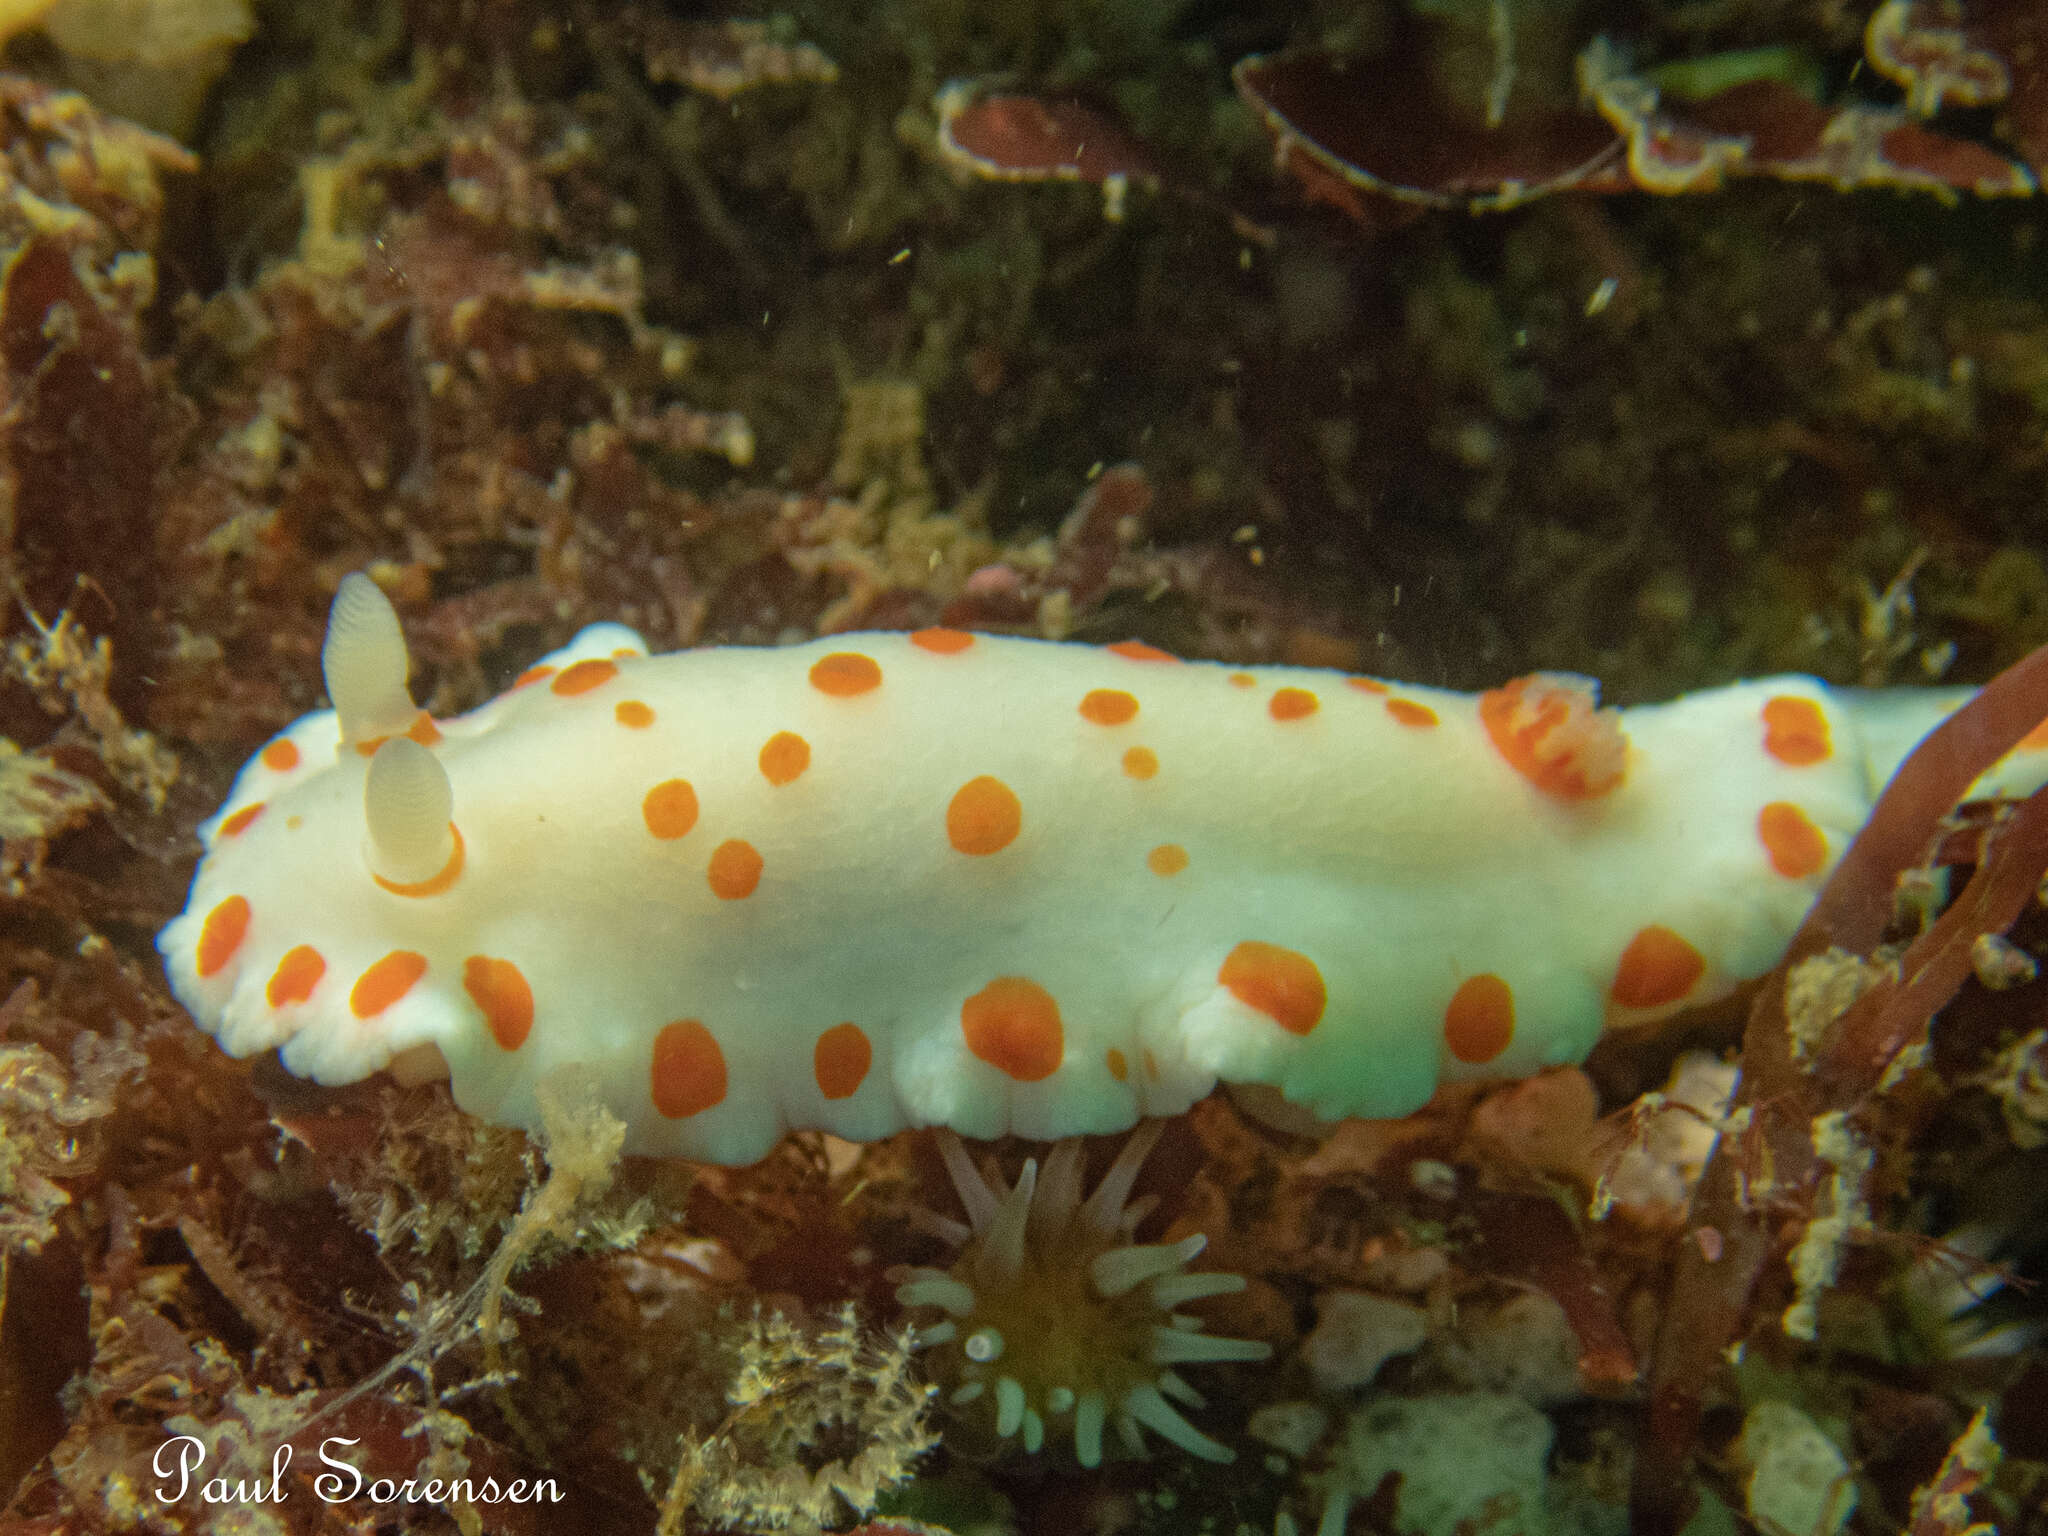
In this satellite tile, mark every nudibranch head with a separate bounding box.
[895,1124,1270,1467]
[154,574,643,1096]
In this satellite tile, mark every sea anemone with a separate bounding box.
[894,1122,1270,1467]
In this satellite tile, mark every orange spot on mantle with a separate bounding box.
[351,951,428,1019]
[1610,926,1705,1010]
[961,977,1064,1082]
[1220,941,1326,1036]
[759,731,811,786]
[464,956,534,1051]
[1758,802,1826,879]
[1270,687,1318,721]
[1761,695,1831,767]
[552,659,619,696]
[810,652,883,696]
[217,803,265,839]
[1106,640,1178,663]
[708,839,764,899]
[947,776,1021,855]
[1147,843,1189,877]
[643,779,699,841]
[1080,689,1139,726]
[197,896,251,978]
[651,1020,728,1118]
[1444,974,1514,1064]
[266,945,325,1007]
[813,1023,872,1101]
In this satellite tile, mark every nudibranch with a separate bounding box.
[159,574,2048,1165]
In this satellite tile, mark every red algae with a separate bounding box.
[936,85,1162,194]
[1239,31,2034,220]
[1234,50,1629,215]
[1867,0,2048,174]
[1580,40,2034,199]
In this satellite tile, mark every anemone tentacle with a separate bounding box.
[895,1124,1270,1467]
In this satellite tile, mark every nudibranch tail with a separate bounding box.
[899,1127,1270,1468]
[323,572,421,750]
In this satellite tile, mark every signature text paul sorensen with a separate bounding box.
[152,1436,563,1506]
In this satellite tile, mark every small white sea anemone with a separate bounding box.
[894,1122,1271,1467]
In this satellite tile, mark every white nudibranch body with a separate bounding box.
[895,1125,1270,1465]
[158,573,2048,1164]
